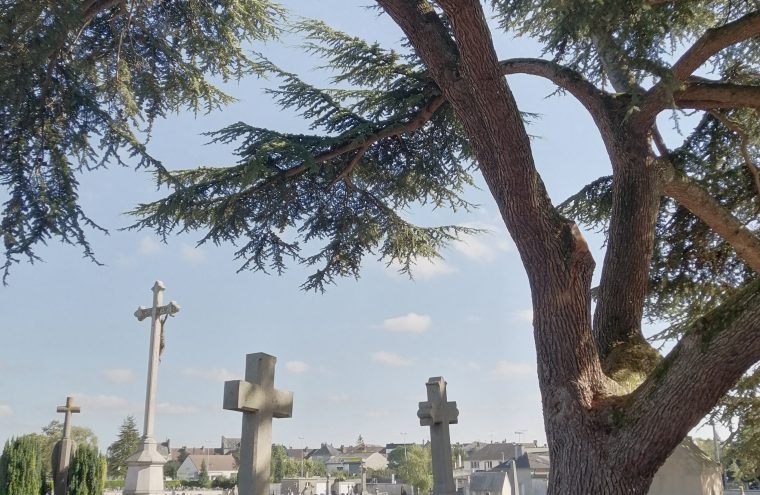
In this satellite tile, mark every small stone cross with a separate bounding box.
[418,377,458,495]
[56,396,80,439]
[224,353,293,495]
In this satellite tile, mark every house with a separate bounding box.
[309,444,340,465]
[513,451,550,495]
[465,443,527,472]
[282,477,330,495]
[466,471,512,495]
[325,452,388,474]
[648,440,723,495]
[176,454,237,480]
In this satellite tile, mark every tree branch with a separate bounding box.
[662,161,760,273]
[499,58,613,125]
[707,110,760,205]
[619,281,760,476]
[639,10,760,122]
[674,82,760,111]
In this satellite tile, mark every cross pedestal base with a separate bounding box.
[123,438,166,495]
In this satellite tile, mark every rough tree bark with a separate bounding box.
[375,0,760,493]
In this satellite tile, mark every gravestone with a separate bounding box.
[52,396,80,495]
[124,281,181,495]
[224,353,293,495]
[417,377,459,495]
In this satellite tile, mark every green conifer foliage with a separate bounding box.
[0,436,41,495]
[0,0,284,282]
[68,445,106,495]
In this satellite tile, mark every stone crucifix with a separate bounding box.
[418,377,459,495]
[224,353,293,495]
[53,396,80,495]
[124,280,180,495]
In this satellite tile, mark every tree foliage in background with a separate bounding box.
[198,460,211,488]
[106,416,139,478]
[30,420,98,478]
[0,0,284,282]
[68,444,106,495]
[0,436,41,495]
[394,444,431,495]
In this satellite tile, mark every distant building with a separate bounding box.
[325,452,388,474]
[309,444,340,464]
[221,436,241,454]
[465,443,534,472]
[466,471,512,495]
[176,454,237,480]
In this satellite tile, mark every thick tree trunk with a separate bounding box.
[376,2,760,495]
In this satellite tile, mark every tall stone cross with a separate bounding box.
[53,396,80,495]
[124,280,180,495]
[417,377,459,495]
[224,353,293,495]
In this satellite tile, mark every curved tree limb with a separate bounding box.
[661,161,760,273]
[639,9,760,123]
[618,281,760,477]
[499,58,613,126]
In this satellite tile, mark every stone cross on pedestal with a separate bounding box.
[124,281,180,495]
[417,377,459,495]
[224,353,293,495]
[53,396,80,495]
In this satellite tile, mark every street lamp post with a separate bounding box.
[299,436,305,478]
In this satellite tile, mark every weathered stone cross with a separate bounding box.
[57,396,80,439]
[418,377,459,495]
[133,280,180,441]
[124,280,180,495]
[224,353,293,495]
[53,396,80,495]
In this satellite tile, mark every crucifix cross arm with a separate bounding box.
[134,301,180,321]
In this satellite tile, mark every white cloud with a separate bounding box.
[512,309,533,324]
[0,405,13,417]
[452,224,512,263]
[381,313,432,333]
[371,351,412,367]
[180,243,207,265]
[387,257,457,280]
[138,236,162,255]
[157,402,198,415]
[75,394,130,411]
[182,368,238,382]
[490,361,534,380]
[102,368,136,384]
[285,361,310,374]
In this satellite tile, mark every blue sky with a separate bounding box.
[1,1,694,453]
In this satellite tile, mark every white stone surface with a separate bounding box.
[224,353,293,495]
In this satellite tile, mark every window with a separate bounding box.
[471,461,480,469]
[485,461,492,469]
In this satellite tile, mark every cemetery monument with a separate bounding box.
[224,352,293,495]
[418,377,459,495]
[124,281,180,495]
[52,396,80,495]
